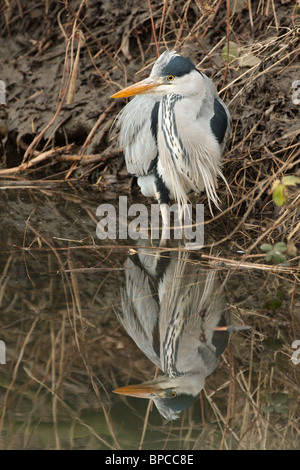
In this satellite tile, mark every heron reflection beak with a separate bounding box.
[113,380,162,399]
[111,78,162,98]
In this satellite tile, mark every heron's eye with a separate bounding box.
[167,75,175,82]
[169,390,177,398]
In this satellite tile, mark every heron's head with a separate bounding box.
[113,372,205,421]
[111,51,205,99]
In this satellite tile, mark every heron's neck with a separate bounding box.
[161,94,182,120]
[160,94,188,165]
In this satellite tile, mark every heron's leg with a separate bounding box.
[153,170,171,246]
[160,203,170,245]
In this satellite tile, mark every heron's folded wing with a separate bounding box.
[210,98,231,152]
[116,256,162,369]
[115,95,159,176]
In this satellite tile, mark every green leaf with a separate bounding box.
[262,405,274,413]
[272,253,286,264]
[282,175,300,187]
[261,243,272,252]
[267,393,289,414]
[272,183,288,206]
[222,41,240,64]
[276,405,288,414]
[272,392,288,405]
[266,394,275,406]
[265,251,274,262]
[273,242,287,254]
[272,175,300,207]
[272,179,281,190]
[263,395,288,414]
[262,241,287,264]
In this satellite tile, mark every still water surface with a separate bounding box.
[0,188,299,449]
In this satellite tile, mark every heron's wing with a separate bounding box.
[210,97,231,152]
[201,74,231,146]
[115,95,159,176]
[117,255,162,369]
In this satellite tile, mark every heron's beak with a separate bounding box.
[113,380,162,399]
[111,78,162,98]
[213,325,251,332]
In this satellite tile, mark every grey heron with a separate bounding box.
[111,51,231,228]
[114,245,233,421]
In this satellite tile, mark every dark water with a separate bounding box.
[0,188,299,450]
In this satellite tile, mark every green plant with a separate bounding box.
[272,176,300,207]
[262,392,288,414]
[260,242,287,264]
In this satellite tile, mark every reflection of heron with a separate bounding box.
[114,247,232,421]
[111,50,231,222]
